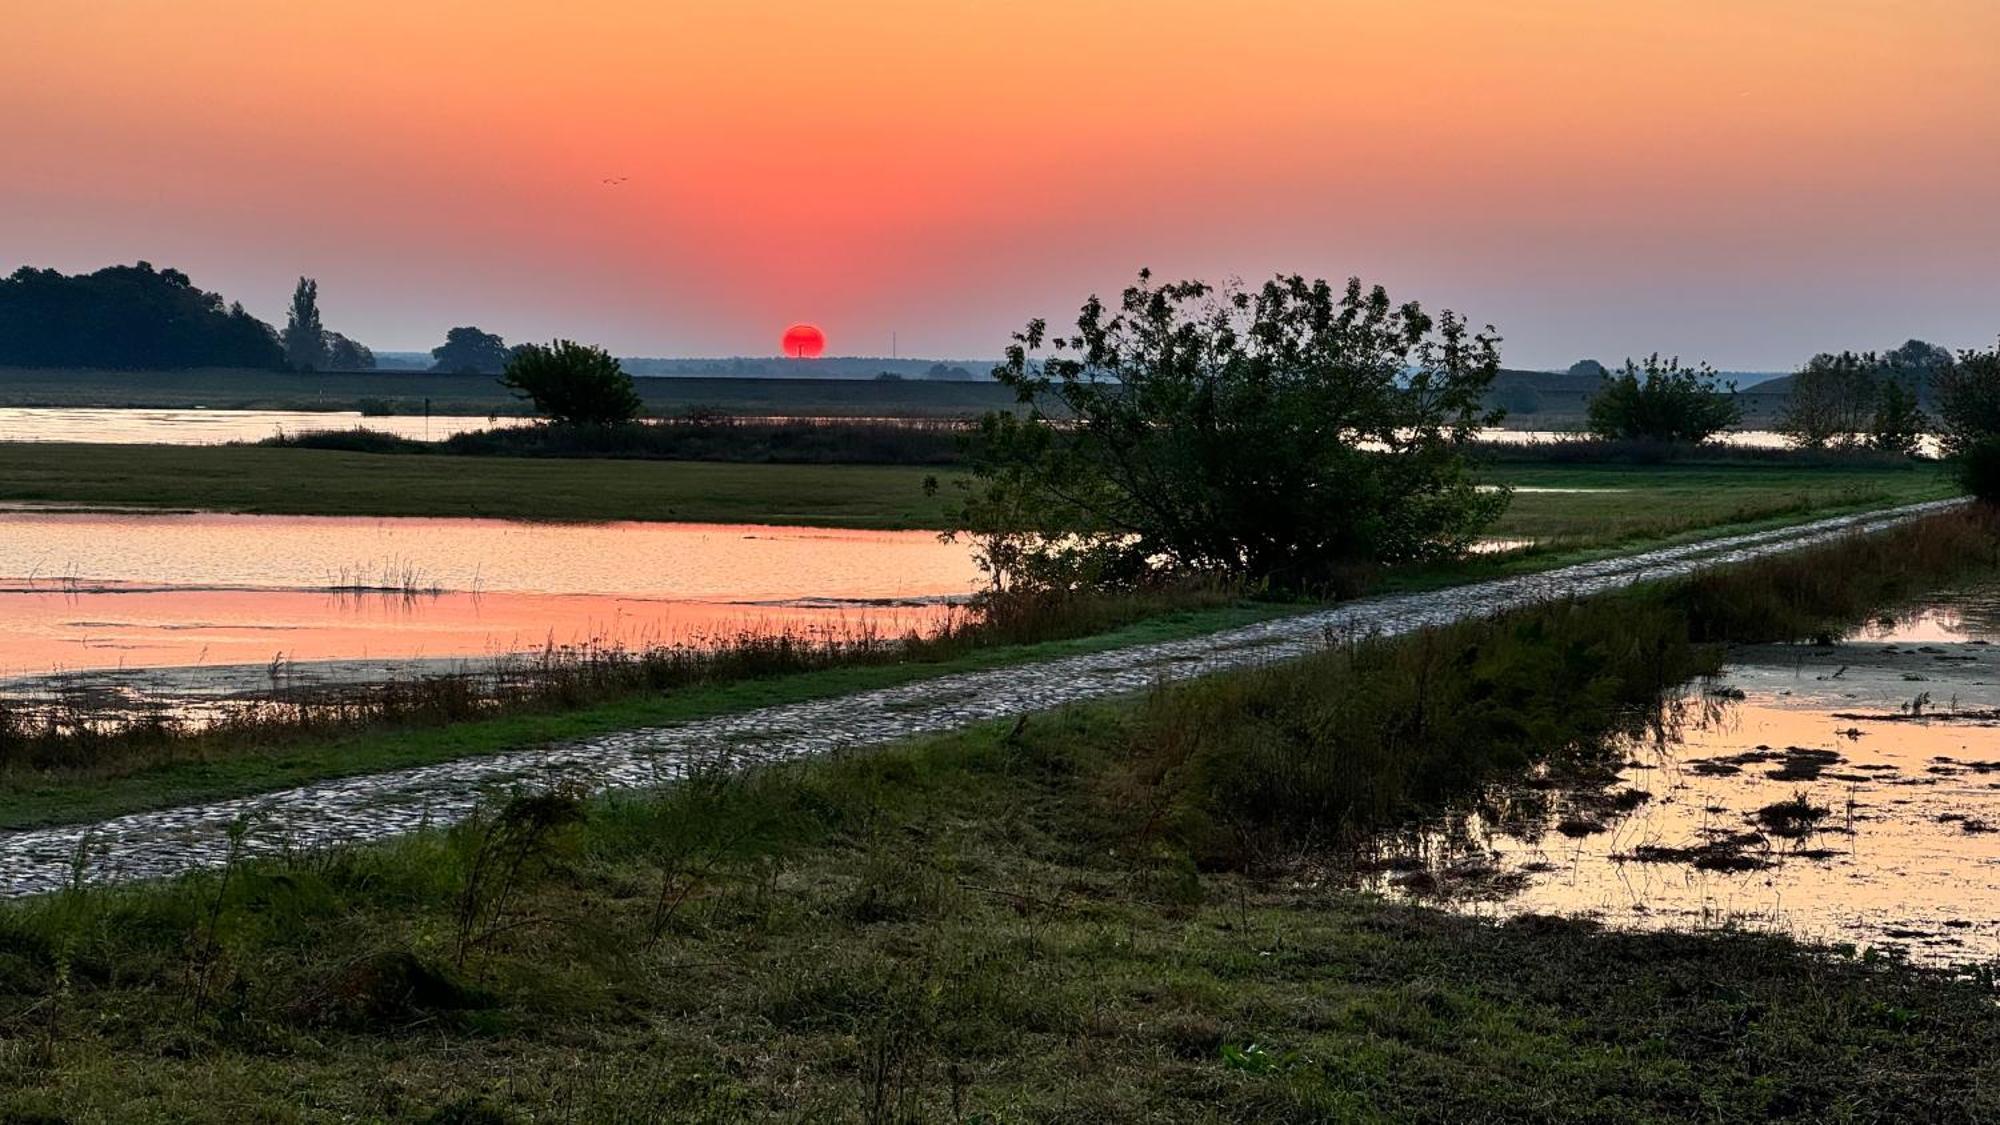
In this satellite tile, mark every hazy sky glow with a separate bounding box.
[4,1,1997,367]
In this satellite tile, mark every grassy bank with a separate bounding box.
[0,598,1283,832]
[0,368,1021,417]
[0,442,1958,536]
[0,443,948,528]
[260,417,971,465]
[4,515,1999,1121]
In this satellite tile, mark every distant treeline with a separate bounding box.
[0,263,284,370]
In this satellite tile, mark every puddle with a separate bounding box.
[1362,587,2000,966]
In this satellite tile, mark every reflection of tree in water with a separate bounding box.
[1848,580,2000,641]
[1352,682,1743,900]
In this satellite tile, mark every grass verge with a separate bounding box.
[4,514,1999,1120]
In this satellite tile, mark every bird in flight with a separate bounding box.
[600,176,629,186]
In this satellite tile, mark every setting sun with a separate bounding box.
[781,323,826,359]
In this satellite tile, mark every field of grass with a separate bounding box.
[5,524,1999,1121]
[0,368,1020,417]
[0,443,950,528]
[0,443,1959,537]
[1488,462,1959,547]
[0,444,1960,833]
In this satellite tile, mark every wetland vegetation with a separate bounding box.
[3,511,1998,1121]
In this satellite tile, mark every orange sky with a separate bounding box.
[3,1,1996,367]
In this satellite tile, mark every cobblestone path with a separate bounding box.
[0,499,1961,896]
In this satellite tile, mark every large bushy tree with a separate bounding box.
[943,272,1507,593]
[0,262,282,369]
[1585,355,1740,443]
[500,340,642,425]
[431,327,514,373]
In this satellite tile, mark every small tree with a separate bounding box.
[1870,379,1928,456]
[1566,359,1609,379]
[501,340,642,425]
[282,277,327,372]
[945,272,1506,593]
[1778,351,1879,450]
[1930,341,2000,457]
[431,326,513,374]
[1585,354,1740,443]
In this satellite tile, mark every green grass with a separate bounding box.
[0,602,1288,832]
[0,443,949,528]
[0,443,1959,537]
[5,552,2000,1120]
[0,448,1958,830]
[0,367,1021,416]
[1490,462,1957,545]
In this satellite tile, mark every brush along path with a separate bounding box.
[0,499,1965,897]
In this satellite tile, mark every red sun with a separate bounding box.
[781,323,826,359]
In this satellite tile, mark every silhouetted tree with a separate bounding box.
[431,326,513,373]
[326,332,376,370]
[1778,351,1879,450]
[282,277,327,372]
[1566,359,1610,379]
[1932,341,2000,457]
[1885,338,1956,374]
[942,272,1505,593]
[0,262,283,369]
[1870,380,1928,456]
[925,362,975,381]
[501,340,642,425]
[1585,355,1740,443]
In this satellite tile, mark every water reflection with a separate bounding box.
[0,512,981,680]
[1365,591,2000,965]
[0,407,521,444]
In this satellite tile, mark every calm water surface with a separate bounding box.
[1369,584,2000,965]
[0,407,521,444]
[0,512,980,676]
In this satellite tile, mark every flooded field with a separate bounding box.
[1371,584,2000,964]
[0,407,526,444]
[0,511,979,698]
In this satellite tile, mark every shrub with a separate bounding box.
[1777,351,1878,450]
[500,340,642,425]
[1932,341,2000,456]
[945,271,1507,594]
[1869,379,1928,456]
[1585,354,1740,443]
[1958,436,2000,502]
